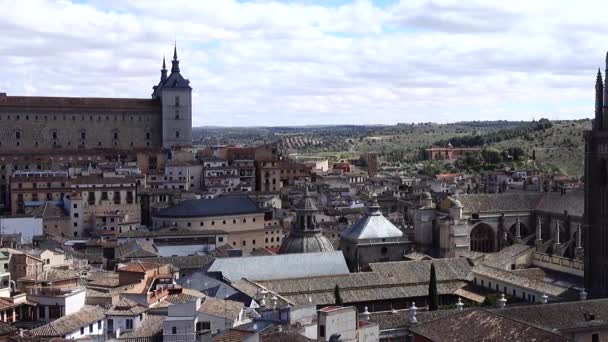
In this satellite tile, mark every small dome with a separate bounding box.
[421,192,432,200]
[279,232,334,254]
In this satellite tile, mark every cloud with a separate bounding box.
[0,0,606,126]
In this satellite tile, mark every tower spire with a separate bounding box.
[160,56,167,82]
[171,42,180,73]
[596,68,604,130]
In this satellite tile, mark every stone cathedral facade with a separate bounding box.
[0,46,192,151]
[585,54,608,298]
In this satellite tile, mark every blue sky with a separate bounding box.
[0,0,606,126]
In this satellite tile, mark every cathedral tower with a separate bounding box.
[584,54,608,297]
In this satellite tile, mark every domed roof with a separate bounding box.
[279,232,334,254]
[300,187,317,211]
[421,192,432,200]
[340,197,403,242]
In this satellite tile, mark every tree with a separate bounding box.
[428,263,438,311]
[334,284,344,306]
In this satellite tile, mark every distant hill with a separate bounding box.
[192,119,590,176]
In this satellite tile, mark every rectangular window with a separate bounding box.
[38,306,45,319]
[592,333,600,342]
[81,131,86,140]
[319,325,325,337]
[98,321,101,329]
[126,319,133,330]
[89,323,93,332]
[15,131,20,140]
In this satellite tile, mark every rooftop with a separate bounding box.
[30,305,106,337]
[155,196,265,218]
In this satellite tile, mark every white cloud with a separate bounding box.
[0,0,606,126]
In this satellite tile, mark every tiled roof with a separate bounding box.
[368,308,457,330]
[260,330,314,341]
[214,329,255,342]
[106,297,147,316]
[28,202,67,219]
[0,321,17,336]
[495,298,608,331]
[368,258,473,283]
[155,196,264,218]
[118,261,164,273]
[156,255,215,270]
[199,296,243,320]
[472,264,570,297]
[30,305,106,337]
[164,293,200,304]
[19,268,80,283]
[115,240,159,259]
[411,308,570,342]
[118,313,165,338]
[458,193,544,213]
[0,95,160,112]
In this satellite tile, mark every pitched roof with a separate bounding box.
[472,264,570,297]
[495,298,608,331]
[457,192,584,217]
[199,296,244,320]
[19,268,80,283]
[207,251,349,282]
[156,254,215,270]
[155,196,264,218]
[30,305,106,337]
[118,261,164,273]
[410,308,570,342]
[106,297,147,316]
[340,203,403,241]
[115,239,159,259]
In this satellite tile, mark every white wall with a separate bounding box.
[64,319,104,340]
[107,314,144,335]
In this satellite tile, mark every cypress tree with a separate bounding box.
[334,284,344,306]
[428,263,439,311]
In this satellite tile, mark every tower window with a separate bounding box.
[146,132,151,140]
[113,131,118,140]
[175,130,180,138]
[52,131,57,140]
[175,96,180,106]
[15,131,20,140]
[81,131,86,140]
[175,110,179,119]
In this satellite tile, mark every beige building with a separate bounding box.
[152,196,283,253]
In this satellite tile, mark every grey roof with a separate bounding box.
[115,239,159,259]
[368,258,473,283]
[369,308,457,331]
[157,254,215,270]
[340,203,403,241]
[494,298,608,331]
[472,264,570,297]
[155,196,264,218]
[207,251,349,281]
[457,192,584,217]
[410,308,570,342]
[279,231,334,254]
[118,227,227,238]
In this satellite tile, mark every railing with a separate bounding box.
[162,333,197,342]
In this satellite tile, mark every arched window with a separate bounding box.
[470,223,496,253]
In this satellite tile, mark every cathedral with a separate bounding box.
[584,53,608,298]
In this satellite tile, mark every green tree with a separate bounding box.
[334,284,344,306]
[481,148,502,164]
[428,263,438,311]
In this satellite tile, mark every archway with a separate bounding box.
[470,223,496,253]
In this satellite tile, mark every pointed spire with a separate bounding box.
[596,68,604,130]
[171,42,180,73]
[160,56,168,83]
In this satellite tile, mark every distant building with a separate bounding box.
[366,152,378,178]
[425,142,481,161]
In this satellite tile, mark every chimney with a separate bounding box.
[541,293,548,304]
[580,289,588,301]
[408,302,418,324]
[455,297,464,311]
[497,294,507,308]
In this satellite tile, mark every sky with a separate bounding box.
[1,0,607,127]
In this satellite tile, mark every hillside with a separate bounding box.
[192,119,590,177]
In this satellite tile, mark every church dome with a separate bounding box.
[421,192,432,200]
[279,185,334,254]
[340,197,403,242]
[279,232,334,254]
